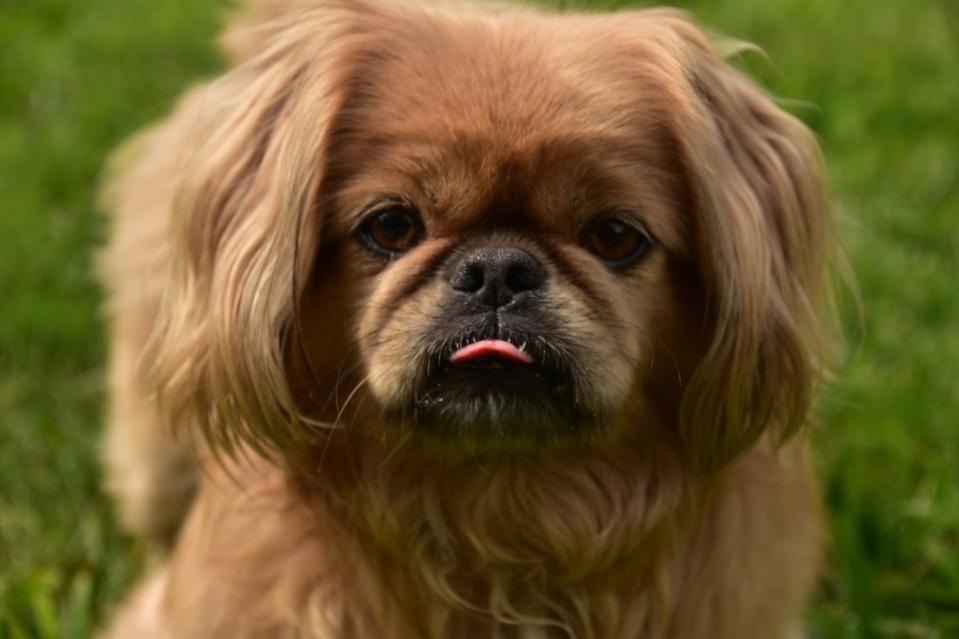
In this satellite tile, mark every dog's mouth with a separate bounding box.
[408,329,596,448]
[425,337,564,408]
[449,339,534,366]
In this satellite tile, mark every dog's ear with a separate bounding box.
[636,12,834,470]
[140,2,367,457]
[219,0,336,63]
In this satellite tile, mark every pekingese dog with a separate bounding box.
[98,0,835,637]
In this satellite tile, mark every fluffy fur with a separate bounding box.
[98,0,835,637]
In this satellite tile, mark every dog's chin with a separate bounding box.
[405,359,601,452]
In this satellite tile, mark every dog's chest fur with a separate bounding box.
[134,444,817,639]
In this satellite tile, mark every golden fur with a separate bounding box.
[98,0,834,636]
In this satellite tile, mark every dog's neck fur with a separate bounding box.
[164,435,814,639]
[291,430,695,639]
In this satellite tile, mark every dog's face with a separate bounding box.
[294,9,712,452]
[326,57,697,449]
[342,145,680,448]
[153,1,830,469]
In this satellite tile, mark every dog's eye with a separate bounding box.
[582,216,652,268]
[359,207,422,256]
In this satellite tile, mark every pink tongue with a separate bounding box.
[449,339,533,365]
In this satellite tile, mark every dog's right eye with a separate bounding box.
[581,214,653,269]
[358,207,423,256]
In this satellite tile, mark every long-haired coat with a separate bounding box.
[98,0,834,636]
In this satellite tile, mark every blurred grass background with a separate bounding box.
[0,0,956,636]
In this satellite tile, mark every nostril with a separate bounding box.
[450,261,484,292]
[506,259,544,292]
[448,246,544,305]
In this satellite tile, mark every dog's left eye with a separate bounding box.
[581,215,653,268]
[358,207,422,256]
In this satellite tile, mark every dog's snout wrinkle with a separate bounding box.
[449,246,545,309]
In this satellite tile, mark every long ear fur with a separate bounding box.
[644,12,834,470]
[131,1,366,457]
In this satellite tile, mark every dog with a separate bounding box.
[98,0,835,636]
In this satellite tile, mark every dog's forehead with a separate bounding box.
[333,10,688,246]
[357,11,658,142]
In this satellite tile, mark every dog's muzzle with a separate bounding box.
[404,245,595,446]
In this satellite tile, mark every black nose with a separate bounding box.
[448,246,545,308]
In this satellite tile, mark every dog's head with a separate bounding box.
[151,0,831,471]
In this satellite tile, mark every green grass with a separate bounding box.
[1,0,956,636]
